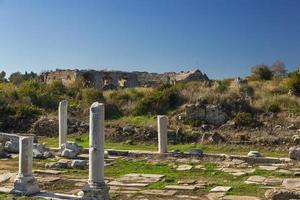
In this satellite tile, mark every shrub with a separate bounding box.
[82,88,105,105]
[249,65,273,80]
[266,102,281,113]
[215,80,230,92]
[287,73,300,95]
[47,81,66,95]
[133,87,183,115]
[288,103,300,116]
[233,112,255,127]
[105,103,123,119]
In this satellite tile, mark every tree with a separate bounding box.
[271,60,287,77]
[9,72,24,85]
[250,64,273,80]
[0,71,6,83]
[9,71,39,85]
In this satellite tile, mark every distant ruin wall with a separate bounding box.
[43,69,209,88]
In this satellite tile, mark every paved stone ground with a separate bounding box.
[1,152,300,200]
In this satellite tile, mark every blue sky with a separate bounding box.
[0,0,299,79]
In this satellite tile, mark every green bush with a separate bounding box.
[82,88,105,105]
[250,65,273,80]
[233,112,255,127]
[215,80,231,92]
[105,103,123,119]
[266,102,281,113]
[133,87,183,115]
[288,103,300,116]
[287,73,300,95]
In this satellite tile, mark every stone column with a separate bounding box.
[12,136,40,195]
[79,102,109,200]
[158,115,168,153]
[59,100,68,149]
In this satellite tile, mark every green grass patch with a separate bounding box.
[39,134,288,158]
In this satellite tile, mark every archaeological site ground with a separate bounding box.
[2,66,300,200]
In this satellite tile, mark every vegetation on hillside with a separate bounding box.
[0,61,300,133]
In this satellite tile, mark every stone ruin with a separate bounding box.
[43,69,209,89]
[3,100,300,199]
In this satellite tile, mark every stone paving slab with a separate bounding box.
[175,194,209,199]
[165,185,197,190]
[206,192,226,200]
[140,189,177,196]
[34,192,78,200]
[117,173,164,184]
[264,177,283,186]
[33,169,64,175]
[245,176,266,184]
[258,165,278,171]
[110,186,143,191]
[210,186,231,192]
[176,164,193,171]
[282,178,300,189]
[222,195,262,200]
[108,180,149,187]
[277,169,292,175]
[0,172,15,183]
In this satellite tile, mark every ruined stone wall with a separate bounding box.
[44,69,209,88]
[45,70,82,87]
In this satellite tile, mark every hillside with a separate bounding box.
[1,66,300,151]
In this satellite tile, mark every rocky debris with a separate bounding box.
[289,147,300,160]
[123,125,136,134]
[247,151,262,158]
[189,149,203,157]
[4,140,19,153]
[201,132,226,144]
[292,135,300,144]
[29,117,58,137]
[186,103,229,126]
[201,124,212,132]
[71,159,87,169]
[61,142,82,159]
[0,143,10,158]
[46,159,69,169]
[32,143,52,159]
[287,124,297,130]
[265,188,300,200]
[185,97,250,126]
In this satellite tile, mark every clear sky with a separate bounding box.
[0,0,299,79]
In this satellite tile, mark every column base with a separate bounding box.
[11,176,40,196]
[78,182,109,200]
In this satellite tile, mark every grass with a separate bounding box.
[39,134,288,158]
[57,158,268,197]
[108,115,157,127]
[0,193,44,200]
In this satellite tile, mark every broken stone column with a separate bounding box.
[12,136,40,195]
[158,115,168,153]
[79,102,109,200]
[59,100,68,149]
